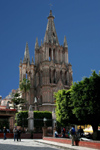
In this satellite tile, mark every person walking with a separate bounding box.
[70,125,76,146]
[17,128,21,141]
[3,127,7,140]
[62,127,66,138]
[13,127,18,141]
[78,126,84,138]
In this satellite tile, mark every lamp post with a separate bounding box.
[42,117,47,137]
[43,117,47,127]
[53,120,57,137]
[54,120,57,128]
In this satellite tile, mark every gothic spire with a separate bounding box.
[41,39,43,46]
[63,36,68,48]
[23,42,30,63]
[31,57,34,65]
[19,58,22,65]
[35,38,39,49]
[44,10,59,45]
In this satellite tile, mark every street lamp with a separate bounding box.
[54,120,57,127]
[43,117,47,127]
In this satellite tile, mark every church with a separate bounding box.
[19,10,73,112]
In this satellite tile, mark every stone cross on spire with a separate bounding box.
[49,3,53,10]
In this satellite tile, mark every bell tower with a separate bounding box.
[19,42,35,106]
[34,10,73,111]
[19,10,73,111]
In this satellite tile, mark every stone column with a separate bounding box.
[42,118,47,137]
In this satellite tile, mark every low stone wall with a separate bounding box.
[43,137,100,149]
[0,133,42,139]
[0,133,14,138]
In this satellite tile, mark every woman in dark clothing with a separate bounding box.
[17,128,21,141]
[3,127,7,140]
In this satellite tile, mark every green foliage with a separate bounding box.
[15,111,28,127]
[15,111,52,127]
[20,78,31,93]
[54,89,77,126]
[0,119,9,129]
[34,111,52,127]
[71,71,100,132]
[11,92,26,106]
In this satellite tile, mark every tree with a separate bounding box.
[71,71,100,139]
[54,89,78,127]
[11,92,26,110]
[19,78,31,109]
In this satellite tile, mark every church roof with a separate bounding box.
[44,10,59,45]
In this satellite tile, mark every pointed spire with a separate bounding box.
[35,38,39,49]
[64,36,68,48]
[31,57,34,65]
[44,10,59,45]
[41,39,43,46]
[48,10,54,19]
[23,42,30,63]
[19,58,22,66]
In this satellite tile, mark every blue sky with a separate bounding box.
[0,0,100,99]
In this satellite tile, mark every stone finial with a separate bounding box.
[31,57,34,65]
[41,39,43,46]
[35,38,39,49]
[23,42,30,63]
[19,58,22,66]
[64,36,68,48]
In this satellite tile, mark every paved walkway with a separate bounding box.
[35,139,99,150]
[0,139,98,150]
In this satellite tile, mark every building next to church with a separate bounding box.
[19,10,73,112]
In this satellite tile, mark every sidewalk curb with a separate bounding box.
[34,140,72,150]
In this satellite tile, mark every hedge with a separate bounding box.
[15,111,52,128]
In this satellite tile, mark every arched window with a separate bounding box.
[53,49,55,62]
[59,50,60,62]
[49,69,51,83]
[53,69,56,83]
[40,95,42,104]
[49,48,51,61]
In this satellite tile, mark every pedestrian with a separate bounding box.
[70,125,76,146]
[62,127,66,138]
[78,126,84,138]
[17,128,21,141]
[55,130,58,137]
[13,127,18,141]
[3,127,7,140]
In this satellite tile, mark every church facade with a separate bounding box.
[19,10,73,112]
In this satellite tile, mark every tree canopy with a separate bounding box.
[20,78,31,93]
[54,89,77,126]
[71,71,100,134]
[11,92,26,109]
[54,71,100,139]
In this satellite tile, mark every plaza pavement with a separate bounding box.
[35,139,99,150]
[0,139,98,150]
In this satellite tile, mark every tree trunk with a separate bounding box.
[92,124,98,140]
